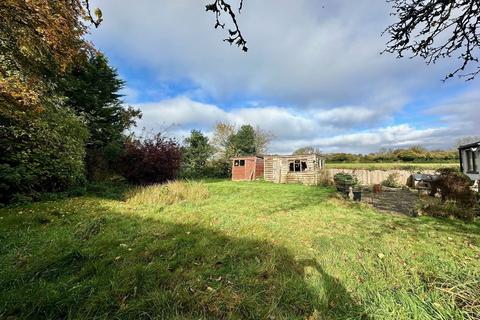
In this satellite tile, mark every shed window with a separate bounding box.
[289,160,307,172]
[234,160,245,167]
[466,150,478,173]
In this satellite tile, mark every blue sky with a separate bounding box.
[89,0,480,153]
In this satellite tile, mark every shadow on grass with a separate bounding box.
[1,208,368,320]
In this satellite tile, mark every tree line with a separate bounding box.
[293,146,459,163]
[124,123,272,185]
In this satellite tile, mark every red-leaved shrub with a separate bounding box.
[118,134,182,184]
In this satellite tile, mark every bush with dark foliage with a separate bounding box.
[118,135,182,185]
[432,169,476,207]
[422,168,478,221]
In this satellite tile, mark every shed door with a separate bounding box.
[273,159,281,183]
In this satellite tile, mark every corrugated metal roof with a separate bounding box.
[458,141,480,150]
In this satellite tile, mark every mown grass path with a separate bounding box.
[0,181,479,319]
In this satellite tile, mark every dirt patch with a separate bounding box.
[362,188,418,216]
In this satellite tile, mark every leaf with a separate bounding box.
[94,8,103,19]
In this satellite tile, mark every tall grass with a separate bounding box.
[1,180,479,319]
[126,181,209,206]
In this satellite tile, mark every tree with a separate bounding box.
[0,0,101,112]
[293,146,322,155]
[211,122,237,159]
[384,0,480,80]
[181,130,214,178]
[254,126,273,155]
[210,122,237,178]
[57,54,141,179]
[210,122,271,177]
[231,125,256,156]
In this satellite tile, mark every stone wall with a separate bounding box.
[326,168,436,186]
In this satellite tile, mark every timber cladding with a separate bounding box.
[232,156,264,181]
[264,154,324,185]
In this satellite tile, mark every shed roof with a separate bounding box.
[231,155,264,160]
[265,154,323,159]
[458,141,480,150]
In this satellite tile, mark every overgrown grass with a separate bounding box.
[0,180,479,319]
[327,162,459,171]
[126,181,209,206]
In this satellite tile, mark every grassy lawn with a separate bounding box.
[1,180,479,319]
[326,162,459,171]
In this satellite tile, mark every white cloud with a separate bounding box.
[133,96,460,153]
[89,0,480,152]
[428,89,480,136]
[271,124,452,154]
[91,0,462,106]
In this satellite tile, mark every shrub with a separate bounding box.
[417,198,476,221]
[431,168,476,207]
[382,172,402,188]
[333,173,358,191]
[0,104,88,204]
[118,134,182,185]
[204,159,232,178]
[126,181,209,206]
[419,168,478,221]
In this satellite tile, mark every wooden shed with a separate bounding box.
[264,154,324,185]
[231,156,264,181]
[459,141,479,182]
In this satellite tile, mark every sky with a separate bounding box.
[89,0,480,154]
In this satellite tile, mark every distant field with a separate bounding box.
[326,162,459,171]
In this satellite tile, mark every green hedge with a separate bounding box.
[0,103,88,203]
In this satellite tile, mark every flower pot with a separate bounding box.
[353,191,362,202]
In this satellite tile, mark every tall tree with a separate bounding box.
[231,125,256,156]
[0,0,101,112]
[57,54,141,179]
[254,126,273,155]
[211,122,237,159]
[181,130,214,178]
[59,55,140,148]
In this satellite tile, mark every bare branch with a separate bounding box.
[206,0,248,52]
[83,0,103,28]
[383,0,480,80]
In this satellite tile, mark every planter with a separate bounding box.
[353,191,362,202]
